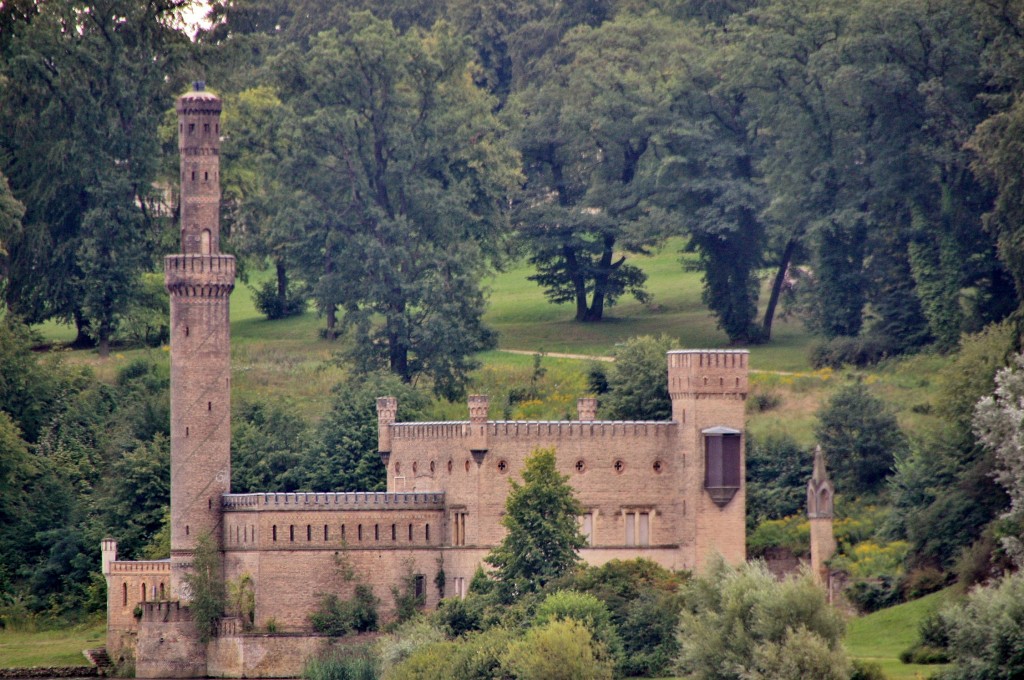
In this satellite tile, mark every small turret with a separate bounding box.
[577,397,598,421]
[101,538,118,575]
[808,446,837,584]
[376,396,398,465]
[466,395,489,463]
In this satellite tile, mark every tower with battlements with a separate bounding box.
[808,445,837,584]
[166,83,234,600]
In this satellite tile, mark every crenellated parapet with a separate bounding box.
[110,561,172,574]
[390,420,676,442]
[376,397,398,459]
[222,491,446,511]
[165,255,236,297]
[668,350,748,400]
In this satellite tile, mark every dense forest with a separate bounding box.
[4,0,1024,656]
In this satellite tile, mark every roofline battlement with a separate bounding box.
[222,491,445,511]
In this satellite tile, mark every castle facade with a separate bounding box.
[100,85,749,678]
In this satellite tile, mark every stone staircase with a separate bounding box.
[82,648,113,676]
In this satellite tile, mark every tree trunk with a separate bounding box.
[276,260,288,305]
[71,313,96,349]
[325,306,337,339]
[762,238,797,341]
[582,236,619,322]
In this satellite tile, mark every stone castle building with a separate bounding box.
[101,85,750,678]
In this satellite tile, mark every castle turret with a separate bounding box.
[101,537,118,576]
[667,350,748,569]
[808,445,836,584]
[466,395,489,463]
[577,397,598,421]
[166,83,234,600]
[376,396,398,466]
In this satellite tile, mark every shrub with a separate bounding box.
[500,618,613,680]
[900,567,947,600]
[375,618,445,677]
[533,590,622,669]
[309,585,380,636]
[383,627,515,680]
[252,278,306,320]
[748,516,811,559]
[850,660,886,680]
[936,572,1024,679]
[675,560,848,680]
[302,644,378,680]
[844,577,904,614]
[809,335,895,369]
[747,390,782,413]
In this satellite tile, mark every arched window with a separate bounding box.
[200,229,211,255]
[141,583,147,602]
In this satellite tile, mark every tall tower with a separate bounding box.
[166,83,234,599]
[667,350,749,570]
[807,445,837,584]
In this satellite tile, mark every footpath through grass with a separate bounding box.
[0,620,104,668]
[846,589,955,679]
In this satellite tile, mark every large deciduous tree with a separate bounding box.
[510,14,682,323]
[273,14,520,397]
[0,0,189,355]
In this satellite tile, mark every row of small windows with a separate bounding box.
[395,458,667,476]
[185,170,219,182]
[258,522,432,544]
[180,122,220,134]
[122,581,165,606]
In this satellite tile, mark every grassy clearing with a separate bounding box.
[0,620,105,668]
[846,589,955,680]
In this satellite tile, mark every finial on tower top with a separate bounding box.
[194,80,206,91]
[812,445,829,483]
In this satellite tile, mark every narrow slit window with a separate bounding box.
[122,583,128,606]
[425,524,430,542]
[289,525,294,542]
[272,525,277,541]
[307,525,312,541]
[324,525,329,541]
[408,523,413,541]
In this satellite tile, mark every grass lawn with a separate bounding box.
[0,620,105,668]
[846,589,956,679]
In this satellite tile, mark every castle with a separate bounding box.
[100,85,750,678]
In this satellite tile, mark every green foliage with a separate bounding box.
[389,564,425,626]
[675,560,849,680]
[936,572,1024,679]
[309,585,379,637]
[227,573,256,631]
[231,400,309,493]
[500,618,613,680]
[383,626,514,680]
[533,590,622,670]
[302,643,378,680]
[374,617,445,677]
[485,448,586,600]
[809,335,897,369]
[183,534,225,644]
[748,516,811,559]
[600,335,674,420]
[815,380,906,494]
[251,278,306,320]
[746,433,813,532]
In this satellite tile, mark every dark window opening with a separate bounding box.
[391,524,396,541]
[188,123,195,133]
[208,401,212,411]
[358,524,363,541]
[341,524,346,541]
[307,525,311,541]
[408,524,413,541]
[704,430,742,507]
[289,525,294,542]
[122,583,128,606]
[272,525,277,541]
[141,583,147,602]
[324,525,329,541]
[186,525,190,536]
[425,524,430,542]
[203,123,210,133]
[414,574,426,601]
[374,524,379,541]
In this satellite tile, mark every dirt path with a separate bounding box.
[496,348,798,375]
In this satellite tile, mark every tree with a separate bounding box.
[499,618,613,680]
[973,352,1024,566]
[485,448,586,599]
[0,0,189,354]
[746,433,814,531]
[674,560,850,680]
[600,335,674,420]
[510,14,684,322]
[814,381,906,494]
[272,15,520,396]
[0,171,24,303]
[183,533,226,643]
[937,571,1024,680]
